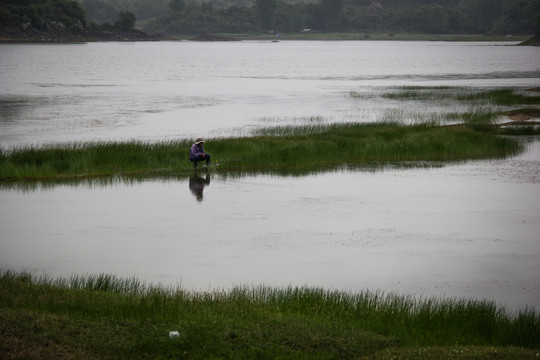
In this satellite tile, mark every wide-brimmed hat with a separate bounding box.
[195,138,205,144]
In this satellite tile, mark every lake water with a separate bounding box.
[1,41,539,310]
[1,40,540,147]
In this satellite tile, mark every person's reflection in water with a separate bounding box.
[189,173,210,202]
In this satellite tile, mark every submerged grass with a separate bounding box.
[350,87,540,107]
[0,122,523,180]
[348,86,466,101]
[458,89,540,106]
[1,271,538,359]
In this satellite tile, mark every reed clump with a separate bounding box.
[1,271,538,359]
[458,89,540,106]
[0,140,193,180]
[351,86,540,107]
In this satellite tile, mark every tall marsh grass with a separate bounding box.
[458,89,540,106]
[212,122,521,168]
[349,87,540,107]
[0,122,523,180]
[0,139,193,180]
[1,270,538,360]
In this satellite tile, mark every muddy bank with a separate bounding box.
[519,32,540,46]
[501,108,540,121]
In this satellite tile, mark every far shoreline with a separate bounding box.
[0,30,534,44]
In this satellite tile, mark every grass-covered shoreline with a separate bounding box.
[1,271,538,359]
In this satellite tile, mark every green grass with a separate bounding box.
[1,271,538,359]
[0,122,524,180]
[458,89,540,106]
[381,87,466,102]
[0,140,193,181]
[350,87,540,106]
[347,86,465,101]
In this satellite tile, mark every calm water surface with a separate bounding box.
[1,41,539,309]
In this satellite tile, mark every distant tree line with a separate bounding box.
[1,0,539,37]
[141,0,539,35]
[0,0,86,33]
[80,0,169,24]
[0,0,137,34]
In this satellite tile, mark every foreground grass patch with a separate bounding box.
[0,122,523,180]
[1,272,538,359]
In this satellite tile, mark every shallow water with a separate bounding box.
[1,139,539,310]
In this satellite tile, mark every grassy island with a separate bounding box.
[0,122,525,180]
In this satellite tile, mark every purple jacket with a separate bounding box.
[190,143,204,158]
